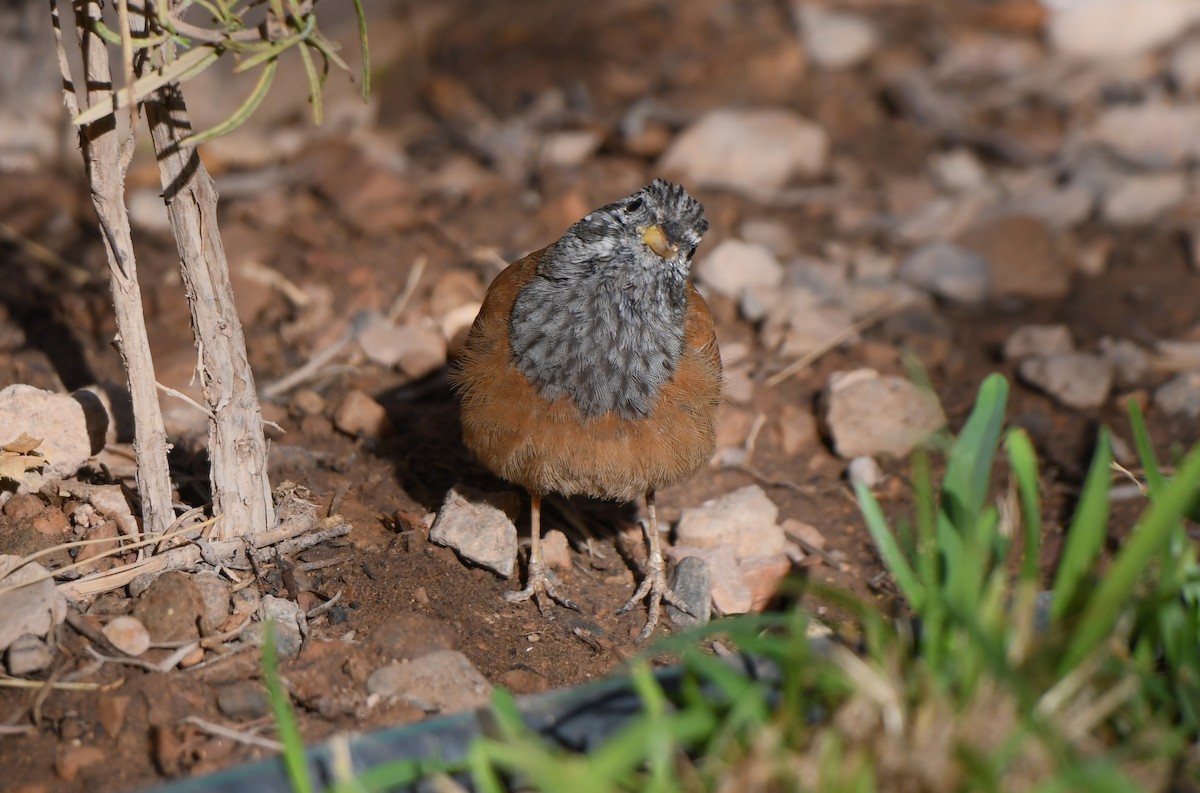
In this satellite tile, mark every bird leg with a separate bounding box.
[618,489,674,643]
[504,492,578,614]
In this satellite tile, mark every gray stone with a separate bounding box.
[695,240,785,300]
[1004,325,1074,362]
[0,556,67,652]
[928,149,989,193]
[372,611,457,661]
[191,571,231,634]
[898,241,990,303]
[793,4,879,70]
[367,650,492,714]
[666,556,712,628]
[261,595,307,657]
[1019,353,1113,410]
[1089,103,1200,169]
[665,544,752,616]
[823,369,946,459]
[430,486,520,578]
[659,109,829,196]
[216,681,270,721]
[6,633,53,675]
[1099,337,1150,387]
[1154,372,1200,418]
[675,485,784,561]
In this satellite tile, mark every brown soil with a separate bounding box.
[3,1,1199,792]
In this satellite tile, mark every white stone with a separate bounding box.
[0,556,67,652]
[430,486,519,578]
[1099,337,1150,386]
[659,109,829,196]
[846,456,882,490]
[103,616,152,657]
[794,4,880,70]
[695,240,785,300]
[675,485,784,561]
[1047,0,1200,60]
[1090,103,1200,169]
[0,385,96,492]
[823,369,946,459]
[1102,173,1187,225]
[367,650,492,714]
[1154,372,1200,418]
[1019,353,1113,410]
[1003,325,1074,361]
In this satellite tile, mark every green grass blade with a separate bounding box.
[261,620,313,793]
[297,41,324,125]
[1005,428,1043,583]
[1062,443,1200,671]
[1050,429,1112,621]
[857,481,924,608]
[941,374,1009,531]
[1126,400,1164,495]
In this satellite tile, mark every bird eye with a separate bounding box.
[686,244,698,259]
[625,197,644,213]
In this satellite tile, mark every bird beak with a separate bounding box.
[641,224,679,260]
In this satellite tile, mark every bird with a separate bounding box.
[451,178,722,642]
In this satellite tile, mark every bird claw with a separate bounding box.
[505,560,578,614]
[618,557,674,644]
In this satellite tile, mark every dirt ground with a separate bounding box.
[3,1,1200,791]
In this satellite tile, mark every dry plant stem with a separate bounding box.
[52,0,174,536]
[181,716,283,752]
[141,9,275,540]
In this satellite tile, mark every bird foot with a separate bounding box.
[618,551,675,643]
[504,559,578,615]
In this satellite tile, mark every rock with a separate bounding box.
[1089,103,1200,169]
[675,485,784,560]
[665,544,752,616]
[191,571,231,634]
[1154,372,1200,417]
[539,129,603,169]
[898,241,990,303]
[261,595,307,657]
[133,571,203,644]
[289,389,326,418]
[332,389,390,438]
[777,403,819,455]
[32,508,69,536]
[957,216,1072,300]
[7,633,53,674]
[1099,337,1150,386]
[1102,173,1187,225]
[762,295,859,359]
[55,745,106,782]
[1170,37,1200,93]
[74,521,120,575]
[793,4,879,70]
[541,529,572,572]
[3,493,43,522]
[928,149,989,193]
[366,650,492,714]
[666,556,711,628]
[739,218,797,258]
[1155,340,1200,371]
[0,556,67,652]
[1047,0,1200,60]
[782,517,827,551]
[695,240,784,301]
[429,270,484,318]
[659,109,829,196]
[823,369,946,459]
[103,615,151,657]
[429,485,520,577]
[1004,325,1074,361]
[498,668,550,694]
[372,611,458,661]
[0,385,97,492]
[216,681,270,721]
[359,317,448,380]
[722,367,755,406]
[1018,353,1113,410]
[846,456,882,490]
[739,554,792,612]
